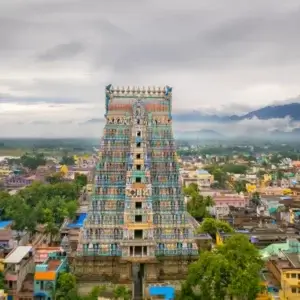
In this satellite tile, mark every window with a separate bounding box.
[136,153,141,159]
[135,246,142,256]
[134,229,143,239]
[292,273,297,278]
[137,119,140,125]
[291,287,297,293]
[137,131,141,137]
[143,246,147,255]
[136,142,141,148]
[135,215,142,222]
[135,202,142,209]
[136,177,141,183]
[286,273,290,278]
[136,165,141,170]
[41,281,44,290]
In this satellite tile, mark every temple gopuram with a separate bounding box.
[71,85,200,298]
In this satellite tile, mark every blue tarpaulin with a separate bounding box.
[0,220,12,229]
[67,213,87,228]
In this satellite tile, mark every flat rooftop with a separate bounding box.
[47,259,61,271]
[4,246,32,264]
[285,252,300,268]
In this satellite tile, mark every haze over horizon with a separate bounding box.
[1,0,300,137]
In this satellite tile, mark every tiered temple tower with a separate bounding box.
[72,85,199,298]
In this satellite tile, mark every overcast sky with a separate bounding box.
[1,0,300,137]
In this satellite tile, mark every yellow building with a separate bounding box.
[246,183,257,193]
[256,282,275,300]
[60,164,69,175]
[0,289,7,299]
[185,169,214,189]
[0,258,4,272]
[279,269,300,300]
[0,168,11,177]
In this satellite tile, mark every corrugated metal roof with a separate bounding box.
[4,246,32,264]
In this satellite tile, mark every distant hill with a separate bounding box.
[238,103,300,120]
[176,129,224,140]
[174,102,300,122]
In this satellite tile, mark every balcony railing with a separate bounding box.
[155,249,198,256]
[76,250,122,256]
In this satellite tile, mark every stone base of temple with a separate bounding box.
[70,255,198,297]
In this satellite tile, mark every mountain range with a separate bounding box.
[173,102,300,123]
[174,102,300,140]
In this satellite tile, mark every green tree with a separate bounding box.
[56,272,78,299]
[233,180,248,193]
[251,192,261,206]
[198,218,234,240]
[84,286,107,300]
[204,165,228,188]
[75,173,88,188]
[179,234,264,300]
[222,164,248,174]
[20,153,46,170]
[183,183,199,195]
[113,285,131,300]
[184,184,214,220]
[60,156,75,166]
[0,271,4,289]
[46,173,64,184]
[43,208,59,245]
[218,235,264,300]
[0,179,79,236]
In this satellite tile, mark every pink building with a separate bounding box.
[202,190,249,217]
[34,246,62,264]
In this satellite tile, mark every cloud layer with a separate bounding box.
[1,0,300,137]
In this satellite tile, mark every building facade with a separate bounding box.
[181,169,214,189]
[72,85,199,298]
[4,246,34,300]
[34,251,68,300]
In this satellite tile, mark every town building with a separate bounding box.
[216,226,300,249]
[4,246,34,299]
[0,220,30,259]
[60,213,87,252]
[200,190,249,217]
[71,85,200,298]
[33,250,68,300]
[181,169,214,189]
[263,239,300,300]
[4,175,35,190]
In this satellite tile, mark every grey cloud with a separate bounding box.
[1,117,299,138]
[31,121,53,125]
[1,0,300,136]
[0,93,82,105]
[82,118,104,124]
[38,42,84,61]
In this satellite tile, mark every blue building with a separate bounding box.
[33,251,67,300]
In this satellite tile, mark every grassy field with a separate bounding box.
[0,148,27,156]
